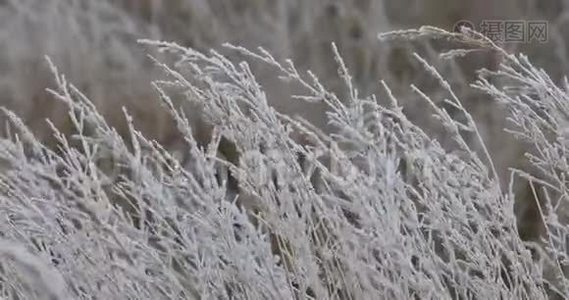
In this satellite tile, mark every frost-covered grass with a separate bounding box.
[0,26,569,299]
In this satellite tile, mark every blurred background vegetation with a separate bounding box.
[1,0,568,242]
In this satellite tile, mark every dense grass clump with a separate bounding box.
[1,27,569,299]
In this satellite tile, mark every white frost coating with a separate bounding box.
[0,26,568,299]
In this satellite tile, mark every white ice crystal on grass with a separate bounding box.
[0,27,568,299]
